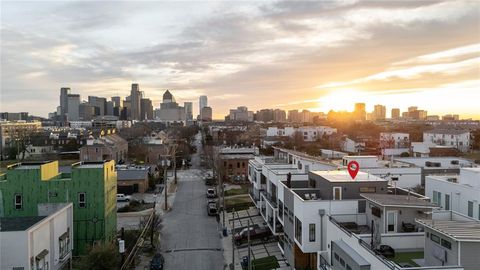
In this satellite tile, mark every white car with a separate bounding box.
[116,194,132,202]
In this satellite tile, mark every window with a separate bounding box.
[59,228,70,259]
[242,162,245,168]
[333,187,342,200]
[347,265,352,270]
[334,253,339,261]
[309,224,315,242]
[432,191,442,207]
[237,162,240,168]
[15,194,22,210]
[294,217,302,244]
[78,193,86,208]
[358,200,366,213]
[431,233,440,244]
[278,201,284,220]
[340,258,345,267]
[359,187,376,193]
[441,239,451,250]
[445,194,450,210]
[468,201,474,217]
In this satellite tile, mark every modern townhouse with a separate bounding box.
[337,155,423,189]
[394,157,477,186]
[423,130,471,153]
[426,168,480,220]
[0,203,73,270]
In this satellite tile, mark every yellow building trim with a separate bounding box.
[40,161,60,181]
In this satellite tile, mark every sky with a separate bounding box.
[1,0,479,119]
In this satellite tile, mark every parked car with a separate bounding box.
[150,253,164,270]
[207,201,218,216]
[205,177,217,186]
[206,188,217,198]
[234,227,271,245]
[116,194,132,202]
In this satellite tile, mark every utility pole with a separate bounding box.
[232,208,235,270]
[247,219,251,270]
[164,158,168,211]
[173,143,178,184]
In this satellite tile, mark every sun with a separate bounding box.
[316,89,367,112]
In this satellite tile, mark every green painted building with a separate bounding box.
[0,160,117,255]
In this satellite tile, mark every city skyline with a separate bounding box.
[1,1,479,119]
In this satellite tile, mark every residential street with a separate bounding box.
[160,132,225,270]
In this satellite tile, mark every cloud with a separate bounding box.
[1,0,479,119]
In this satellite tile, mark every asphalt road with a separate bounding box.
[161,132,224,270]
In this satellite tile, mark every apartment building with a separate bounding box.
[265,126,337,142]
[0,160,117,255]
[426,168,480,220]
[423,130,471,152]
[0,203,73,270]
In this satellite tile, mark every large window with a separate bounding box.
[441,239,451,250]
[14,194,22,210]
[432,191,442,207]
[445,194,450,210]
[430,233,440,244]
[309,224,315,242]
[278,200,284,220]
[78,193,86,208]
[468,201,474,217]
[294,217,302,244]
[359,187,376,193]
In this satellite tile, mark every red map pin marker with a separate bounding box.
[347,161,359,180]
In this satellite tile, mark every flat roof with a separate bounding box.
[0,216,47,231]
[417,219,480,242]
[310,170,386,182]
[117,169,149,180]
[221,154,255,160]
[361,193,437,208]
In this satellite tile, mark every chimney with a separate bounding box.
[287,172,292,188]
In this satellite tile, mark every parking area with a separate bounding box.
[225,208,289,269]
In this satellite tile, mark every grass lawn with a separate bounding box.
[225,186,249,197]
[390,251,424,267]
[225,195,254,212]
[461,152,480,161]
[251,256,280,270]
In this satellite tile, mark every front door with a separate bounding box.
[386,210,397,233]
[333,187,342,200]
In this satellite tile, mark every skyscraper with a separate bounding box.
[67,94,80,121]
[130,83,141,120]
[60,87,70,122]
[391,108,400,119]
[141,98,154,120]
[373,104,386,120]
[184,102,193,121]
[199,95,208,118]
[354,103,366,121]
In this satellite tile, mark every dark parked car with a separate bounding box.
[207,200,218,216]
[376,245,395,258]
[206,188,217,198]
[150,253,164,270]
[234,227,271,245]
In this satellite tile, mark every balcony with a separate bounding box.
[260,190,277,208]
